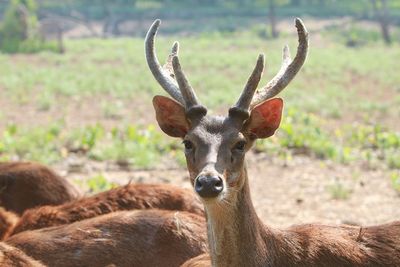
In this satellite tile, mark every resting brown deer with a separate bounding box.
[7,210,207,267]
[147,19,400,267]
[181,253,210,267]
[11,183,203,235]
[0,242,45,267]
[0,162,80,215]
[0,208,18,240]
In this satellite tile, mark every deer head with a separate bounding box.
[146,19,308,205]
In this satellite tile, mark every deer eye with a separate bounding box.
[183,140,194,151]
[233,141,246,152]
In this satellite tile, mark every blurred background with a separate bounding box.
[0,0,399,226]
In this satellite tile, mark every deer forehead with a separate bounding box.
[188,116,243,145]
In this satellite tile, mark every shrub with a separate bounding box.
[0,0,59,53]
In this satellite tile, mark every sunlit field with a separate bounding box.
[0,21,399,170]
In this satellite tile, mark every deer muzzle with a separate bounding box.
[194,174,223,198]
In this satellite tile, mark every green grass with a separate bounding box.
[0,122,180,168]
[327,180,352,200]
[0,24,399,110]
[0,29,400,118]
[391,172,400,194]
[74,173,118,194]
[88,125,171,169]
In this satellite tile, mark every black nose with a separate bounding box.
[194,175,223,198]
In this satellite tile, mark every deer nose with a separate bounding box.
[194,175,223,198]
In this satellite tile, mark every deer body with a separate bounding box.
[204,168,400,267]
[0,162,80,215]
[7,209,207,267]
[146,19,400,267]
[0,208,19,241]
[0,242,45,267]
[180,253,210,267]
[11,183,203,235]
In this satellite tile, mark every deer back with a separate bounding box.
[0,242,45,267]
[0,162,80,214]
[7,210,207,267]
[12,183,203,235]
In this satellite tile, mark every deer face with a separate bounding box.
[146,19,308,204]
[153,95,283,203]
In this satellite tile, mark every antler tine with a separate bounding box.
[145,20,185,105]
[230,54,265,118]
[172,55,201,110]
[250,18,308,109]
[163,42,179,79]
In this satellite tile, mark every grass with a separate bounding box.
[74,173,119,193]
[0,21,398,190]
[0,122,179,168]
[391,172,400,194]
[0,25,399,111]
[327,180,352,200]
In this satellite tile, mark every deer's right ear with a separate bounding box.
[153,95,189,138]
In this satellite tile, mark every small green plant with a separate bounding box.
[36,92,54,111]
[327,181,352,200]
[101,100,124,119]
[67,124,105,152]
[89,125,168,169]
[391,172,400,194]
[85,174,117,193]
[277,107,337,160]
[386,149,400,169]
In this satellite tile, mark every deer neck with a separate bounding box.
[204,166,277,267]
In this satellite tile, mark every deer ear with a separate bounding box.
[153,95,189,138]
[243,98,283,139]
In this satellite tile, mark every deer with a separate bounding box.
[0,208,19,240]
[0,242,45,267]
[7,209,207,267]
[180,253,210,267]
[11,182,203,236]
[0,162,81,215]
[146,19,400,267]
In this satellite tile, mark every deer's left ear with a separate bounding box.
[243,98,283,139]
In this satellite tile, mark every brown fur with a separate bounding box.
[0,208,19,240]
[200,175,400,267]
[273,221,400,267]
[180,253,211,267]
[0,162,81,214]
[0,242,45,267]
[12,183,203,235]
[7,210,207,267]
[175,163,400,267]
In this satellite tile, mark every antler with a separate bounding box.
[229,54,265,119]
[163,41,179,80]
[145,19,184,105]
[249,18,309,109]
[145,20,207,119]
[172,55,201,110]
